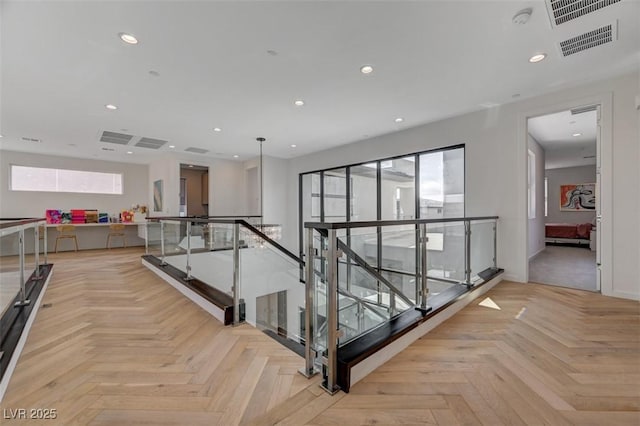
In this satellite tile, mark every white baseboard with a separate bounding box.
[528,246,545,260]
[0,270,54,403]
[142,259,226,324]
[350,273,503,388]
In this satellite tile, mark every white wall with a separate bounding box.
[0,150,148,217]
[545,165,596,225]
[262,156,289,226]
[528,135,546,258]
[279,71,639,300]
[148,155,247,217]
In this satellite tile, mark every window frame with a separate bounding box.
[9,164,124,195]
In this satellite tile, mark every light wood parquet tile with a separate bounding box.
[1,248,639,425]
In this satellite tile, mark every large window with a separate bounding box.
[10,165,123,195]
[299,145,465,254]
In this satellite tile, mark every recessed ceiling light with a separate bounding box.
[360,65,374,74]
[119,33,138,45]
[169,145,175,149]
[0,134,3,138]
[291,144,297,148]
[529,53,547,63]
[213,127,222,132]
[394,117,404,123]
[233,155,239,158]
[105,104,118,110]
[572,133,582,137]
[294,100,305,106]
[126,151,133,154]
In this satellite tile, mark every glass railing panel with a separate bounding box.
[470,219,496,283]
[309,230,328,354]
[23,224,36,285]
[425,221,465,283]
[158,220,188,273]
[337,294,388,345]
[238,225,304,342]
[0,227,21,317]
[348,227,378,267]
[146,220,163,258]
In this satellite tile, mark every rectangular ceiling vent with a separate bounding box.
[100,131,133,145]
[135,137,167,149]
[571,105,598,114]
[559,23,615,57]
[547,0,621,26]
[185,147,209,154]
[21,136,42,143]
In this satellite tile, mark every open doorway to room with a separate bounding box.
[527,107,599,292]
[179,164,209,217]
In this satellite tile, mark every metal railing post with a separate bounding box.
[418,223,430,312]
[323,228,340,394]
[232,223,241,325]
[464,220,472,287]
[160,221,167,266]
[493,220,498,269]
[15,228,30,307]
[300,227,318,378]
[34,224,41,279]
[185,221,193,280]
[145,221,149,254]
[43,223,48,265]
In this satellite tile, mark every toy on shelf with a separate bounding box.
[121,210,134,223]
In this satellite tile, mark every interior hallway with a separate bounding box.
[2,249,638,425]
[529,245,597,292]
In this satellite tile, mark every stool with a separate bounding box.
[107,224,127,249]
[55,225,78,252]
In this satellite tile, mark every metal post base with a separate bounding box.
[183,276,194,282]
[14,300,31,308]
[320,381,341,395]
[415,305,433,315]
[298,367,319,379]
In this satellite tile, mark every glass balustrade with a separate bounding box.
[142,215,499,395]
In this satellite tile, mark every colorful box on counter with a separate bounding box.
[46,209,62,224]
[70,209,86,224]
[61,212,72,223]
[98,213,109,223]
[85,210,99,223]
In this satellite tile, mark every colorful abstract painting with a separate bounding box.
[560,183,595,211]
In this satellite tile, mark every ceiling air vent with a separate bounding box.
[100,131,133,145]
[560,23,615,57]
[135,137,167,149]
[185,147,209,154]
[571,105,598,114]
[21,137,42,142]
[546,0,621,26]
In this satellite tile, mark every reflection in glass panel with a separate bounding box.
[381,156,415,220]
[350,164,377,222]
[323,169,347,223]
[419,148,464,219]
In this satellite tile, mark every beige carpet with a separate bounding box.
[528,245,597,292]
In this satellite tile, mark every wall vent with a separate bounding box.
[101,147,115,152]
[546,0,621,26]
[571,105,598,115]
[135,137,167,149]
[100,131,133,145]
[560,23,615,56]
[185,147,209,154]
[21,137,42,142]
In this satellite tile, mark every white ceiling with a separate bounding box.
[528,109,597,169]
[0,1,638,165]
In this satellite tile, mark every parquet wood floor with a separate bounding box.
[1,248,639,425]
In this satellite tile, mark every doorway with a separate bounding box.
[179,164,209,217]
[526,106,600,292]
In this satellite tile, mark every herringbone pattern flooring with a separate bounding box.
[1,248,310,425]
[1,248,639,425]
